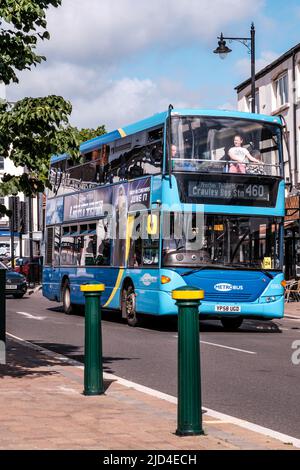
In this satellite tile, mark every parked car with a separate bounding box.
[1,262,28,298]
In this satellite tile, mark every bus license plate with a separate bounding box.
[215,305,241,312]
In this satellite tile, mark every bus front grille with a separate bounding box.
[204,293,253,302]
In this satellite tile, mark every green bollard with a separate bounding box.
[172,285,205,436]
[80,283,105,396]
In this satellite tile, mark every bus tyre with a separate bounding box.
[62,280,73,315]
[221,317,243,331]
[122,285,138,327]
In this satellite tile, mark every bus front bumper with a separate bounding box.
[155,291,284,320]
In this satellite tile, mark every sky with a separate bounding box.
[6,0,300,132]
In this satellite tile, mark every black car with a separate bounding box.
[4,267,28,298]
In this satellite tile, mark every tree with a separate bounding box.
[74,125,106,145]
[0,1,62,85]
[0,1,105,215]
[0,96,80,197]
[0,102,107,197]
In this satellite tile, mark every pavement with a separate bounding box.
[284,300,300,319]
[27,284,42,295]
[0,331,299,450]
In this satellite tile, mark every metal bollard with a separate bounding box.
[172,285,205,436]
[80,284,105,396]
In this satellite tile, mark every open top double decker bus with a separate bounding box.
[43,107,285,329]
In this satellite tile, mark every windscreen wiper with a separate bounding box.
[181,265,236,277]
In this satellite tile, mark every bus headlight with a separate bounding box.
[265,296,277,303]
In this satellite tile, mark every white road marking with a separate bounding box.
[173,336,256,354]
[7,333,300,449]
[16,311,46,321]
[200,340,256,355]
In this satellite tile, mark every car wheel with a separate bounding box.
[13,293,24,299]
[221,317,243,331]
[122,284,139,327]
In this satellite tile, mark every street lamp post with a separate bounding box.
[214,22,256,113]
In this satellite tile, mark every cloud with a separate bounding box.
[7,61,206,130]
[236,50,279,78]
[7,0,265,129]
[218,101,237,111]
[0,82,6,100]
[68,77,204,130]
[7,62,111,101]
[43,0,264,65]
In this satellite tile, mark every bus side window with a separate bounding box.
[66,161,83,191]
[125,131,146,180]
[95,218,111,266]
[129,237,142,268]
[128,212,159,268]
[53,226,61,266]
[142,126,163,175]
[81,146,111,186]
[46,227,54,265]
[110,137,132,182]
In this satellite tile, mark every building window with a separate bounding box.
[275,73,288,108]
[245,92,259,113]
[245,94,251,112]
[0,157,4,170]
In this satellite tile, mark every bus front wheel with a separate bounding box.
[122,285,139,327]
[221,317,243,331]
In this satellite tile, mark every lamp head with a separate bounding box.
[213,33,232,59]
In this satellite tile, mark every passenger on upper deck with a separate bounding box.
[171,144,197,171]
[228,135,263,174]
[171,144,178,158]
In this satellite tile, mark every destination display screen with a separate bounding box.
[188,181,270,202]
[175,174,279,207]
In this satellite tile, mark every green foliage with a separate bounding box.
[0,1,107,218]
[0,95,81,199]
[0,0,61,84]
[74,125,106,144]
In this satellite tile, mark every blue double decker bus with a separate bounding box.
[43,107,285,329]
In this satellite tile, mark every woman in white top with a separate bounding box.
[228,135,263,173]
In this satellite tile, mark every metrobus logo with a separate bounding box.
[141,273,157,286]
[214,283,243,292]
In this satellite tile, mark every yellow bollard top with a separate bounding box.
[172,287,204,300]
[80,284,105,292]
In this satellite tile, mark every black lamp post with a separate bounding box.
[214,22,256,113]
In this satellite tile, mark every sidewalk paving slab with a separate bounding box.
[284,302,300,318]
[0,338,298,450]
